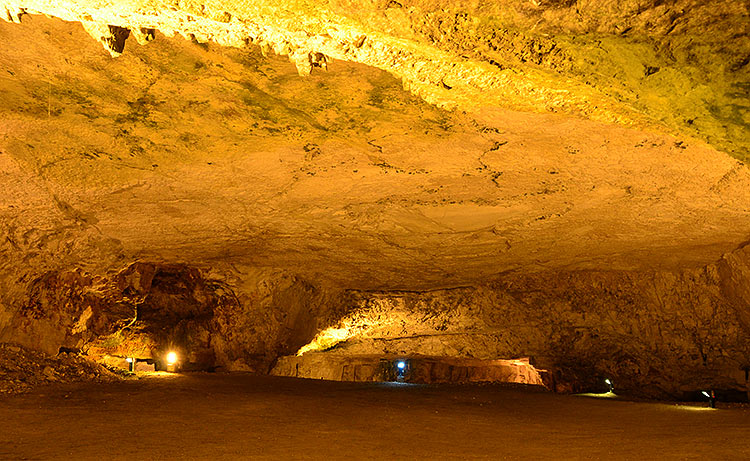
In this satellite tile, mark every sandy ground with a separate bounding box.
[0,373,748,460]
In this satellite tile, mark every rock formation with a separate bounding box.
[0,1,748,398]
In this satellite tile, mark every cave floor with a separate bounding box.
[1,373,748,460]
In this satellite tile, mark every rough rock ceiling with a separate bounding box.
[1,1,749,290]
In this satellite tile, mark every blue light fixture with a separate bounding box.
[397,361,406,370]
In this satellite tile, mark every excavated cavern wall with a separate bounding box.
[0,2,747,400]
[0,262,350,373]
[272,353,546,386]
[293,247,750,399]
[1,250,749,398]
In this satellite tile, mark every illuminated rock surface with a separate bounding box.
[272,354,546,386]
[0,1,749,397]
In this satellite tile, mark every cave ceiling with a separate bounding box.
[1,1,749,290]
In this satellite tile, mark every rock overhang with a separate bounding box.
[0,1,748,290]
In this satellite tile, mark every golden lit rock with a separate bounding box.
[0,0,749,414]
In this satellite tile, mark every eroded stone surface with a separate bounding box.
[0,4,748,397]
[0,262,350,373]
[272,353,546,386]
[1,15,749,290]
[294,250,750,397]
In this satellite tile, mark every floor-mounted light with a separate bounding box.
[165,351,179,372]
[702,390,716,408]
[394,359,408,382]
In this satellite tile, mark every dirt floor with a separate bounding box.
[0,373,748,460]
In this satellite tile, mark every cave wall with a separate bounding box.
[1,249,749,397]
[0,262,349,373]
[298,247,750,397]
[272,353,546,386]
[209,269,351,371]
[0,1,747,401]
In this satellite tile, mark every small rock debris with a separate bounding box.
[0,343,119,395]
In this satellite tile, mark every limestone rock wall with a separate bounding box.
[0,1,747,401]
[272,353,546,386]
[298,248,750,397]
[1,250,748,397]
[209,269,352,371]
[0,262,348,373]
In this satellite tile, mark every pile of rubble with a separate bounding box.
[0,343,120,394]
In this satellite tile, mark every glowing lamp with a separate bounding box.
[166,351,178,365]
[701,391,711,398]
[397,361,406,370]
[125,357,133,363]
